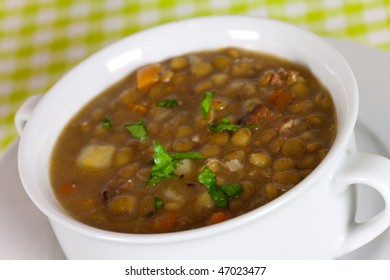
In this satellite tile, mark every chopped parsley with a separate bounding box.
[220,183,243,197]
[125,120,147,142]
[170,152,205,160]
[146,142,176,186]
[208,187,228,208]
[201,91,214,119]
[198,166,243,208]
[208,117,255,132]
[157,98,179,108]
[102,115,112,129]
[154,197,164,209]
[146,141,205,186]
[198,165,217,186]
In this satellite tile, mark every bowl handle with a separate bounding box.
[334,153,390,256]
[14,95,43,134]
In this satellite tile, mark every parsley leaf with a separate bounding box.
[198,166,217,186]
[198,166,243,208]
[146,142,177,185]
[201,91,214,119]
[208,117,242,132]
[154,197,164,209]
[208,117,258,132]
[102,115,111,129]
[125,120,147,142]
[220,183,243,197]
[157,98,179,108]
[146,141,205,186]
[170,152,205,160]
[208,186,228,208]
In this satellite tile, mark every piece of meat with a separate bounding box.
[276,117,302,135]
[239,104,277,125]
[260,68,300,86]
[268,88,294,109]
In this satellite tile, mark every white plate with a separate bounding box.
[0,38,389,260]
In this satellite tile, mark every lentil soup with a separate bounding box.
[50,47,337,234]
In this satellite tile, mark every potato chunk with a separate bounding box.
[195,191,214,209]
[175,159,193,176]
[76,145,116,170]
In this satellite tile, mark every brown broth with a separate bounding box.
[50,47,337,233]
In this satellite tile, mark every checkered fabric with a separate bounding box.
[1,0,390,152]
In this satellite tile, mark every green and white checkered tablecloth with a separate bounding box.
[1,0,390,152]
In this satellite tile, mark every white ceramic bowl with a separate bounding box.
[16,16,390,259]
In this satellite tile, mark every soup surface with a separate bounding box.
[50,47,337,233]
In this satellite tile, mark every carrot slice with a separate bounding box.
[59,183,76,195]
[208,212,230,225]
[152,211,179,232]
[268,88,293,109]
[136,64,161,90]
[131,104,148,113]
